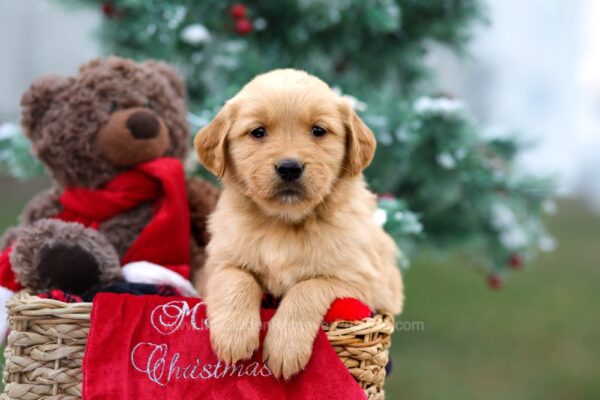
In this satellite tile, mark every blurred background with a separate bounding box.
[0,0,599,398]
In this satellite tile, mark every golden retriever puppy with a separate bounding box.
[194,69,403,379]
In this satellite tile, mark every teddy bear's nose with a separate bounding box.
[126,111,160,139]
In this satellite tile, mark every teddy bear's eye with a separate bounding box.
[145,99,154,109]
[109,102,118,113]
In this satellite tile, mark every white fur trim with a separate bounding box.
[0,286,15,342]
[122,261,198,297]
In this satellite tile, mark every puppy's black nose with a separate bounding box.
[276,159,304,181]
[127,111,160,139]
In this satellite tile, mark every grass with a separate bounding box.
[0,177,598,398]
[387,200,600,399]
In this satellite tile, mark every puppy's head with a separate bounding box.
[195,69,375,221]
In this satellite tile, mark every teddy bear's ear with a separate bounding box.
[78,57,103,74]
[144,60,186,98]
[20,75,70,139]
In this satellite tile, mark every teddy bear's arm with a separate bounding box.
[186,177,220,247]
[18,188,63,226]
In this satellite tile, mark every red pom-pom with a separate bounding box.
[487,275,503,290]
[323,298,371,323]
[235,18,253,35]
[101,2,115,17]
[230,4,247,20]
[508,254,523,270]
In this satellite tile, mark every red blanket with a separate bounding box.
[83,294,369,400]
[0,157,191,293]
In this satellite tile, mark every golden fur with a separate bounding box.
[194,69,403,379]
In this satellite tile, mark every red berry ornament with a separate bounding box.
[236,19,253,35]
[230,4,247,20]
[379,193,395,200]
[508,254,523,270]
[487,275,503,290]
[102,2,115,17]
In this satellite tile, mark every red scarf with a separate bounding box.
[0,157,191,292]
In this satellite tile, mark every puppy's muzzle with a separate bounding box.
[275,159,304,182]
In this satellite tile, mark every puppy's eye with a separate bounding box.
[250,127,266,139]
[311,126,327,137]
[109,101,118,113]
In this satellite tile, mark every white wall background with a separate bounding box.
[0,0,99,121]
[433,0,600,207]
[1,0,599,206]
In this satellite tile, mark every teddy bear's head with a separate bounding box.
[21,57,189,188]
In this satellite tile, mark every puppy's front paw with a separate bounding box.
[263,313,315,380]
[209,311,261,364]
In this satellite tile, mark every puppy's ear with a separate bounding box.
[194,105,231,178]
[341,102,376,176]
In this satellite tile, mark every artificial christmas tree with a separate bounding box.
[0,0,556,284]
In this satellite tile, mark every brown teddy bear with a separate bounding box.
[0,57,219,323]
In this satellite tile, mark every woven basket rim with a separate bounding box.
[7,292,394,324]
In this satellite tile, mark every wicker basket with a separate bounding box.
[2,292,394,400]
